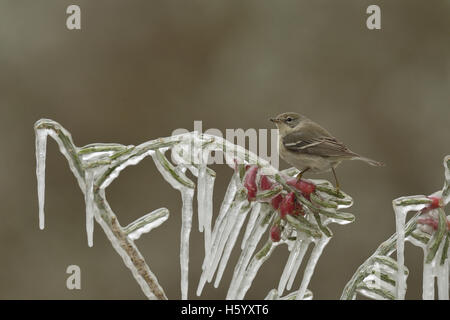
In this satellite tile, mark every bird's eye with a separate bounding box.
[286,117,293,122]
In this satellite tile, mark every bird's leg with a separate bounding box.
[296,167,310,181]
[331,167,340,192]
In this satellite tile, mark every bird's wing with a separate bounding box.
[282,122,357,158]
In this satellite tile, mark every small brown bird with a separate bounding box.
[270,112,384,190]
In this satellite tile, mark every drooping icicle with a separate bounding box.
[214,201,252,288]
[394,205,408,300]
[295,236,330,300]
[197,153,207,233]
[197,149,215,256]
[208,173,239,251]
[234,240,279,300]
[35,128,48,230]
[151,151,195,300]
[197,188,246,295]
[436,258,449,300]
[278,237,302,295]
[227,204,274,299]
[124,208,170,241]
[241,202,261,250]
[180,188,194,300]
[202,173,215,255]
[197,174,239,296]
[84,169,95,247]
[206,192,247,283]
[422,246,434,300]
[287,239,311,290]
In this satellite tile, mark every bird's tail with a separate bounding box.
[352,155,385,167]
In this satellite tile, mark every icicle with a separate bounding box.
[278,237,302,295]
[286,239,310,290]
[295,236,330,300]
[393,201,409,300]
[199,173,238,286]
[214,201,252,288]
[151,151,195,300]
[422,230,449,300]
[200,189,246,292]
[436,258,449,300]
[209,174,239,249]
[235,240,279,300]
[226,204,274,299]
[202,173,214,255]
[197,153,207,233]
[422,246,434,300]
[395,209,407,300]
[124,208,170,240]
[84,170,95,247]
[241,202,261,250]
[196,148,215,257]
[180,188,194,300]
[35,129,48,230]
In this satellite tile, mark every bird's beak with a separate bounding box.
[270,118,279,123]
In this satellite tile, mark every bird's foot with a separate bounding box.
[296,167,310,182]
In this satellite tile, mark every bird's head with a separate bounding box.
[270,112,305,133]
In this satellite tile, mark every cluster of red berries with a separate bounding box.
[241,165,317,242]
[417,196,450,231]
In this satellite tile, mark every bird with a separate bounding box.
[270,112,384,191]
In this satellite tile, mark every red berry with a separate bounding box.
[271,194,283,210]
[260,175,273,191]
[287,178,316,200]
[428,197,441,209]
[418,218,439,230]
[418,217,450,231]
[270,225,281,242]
[244,165,258,201]
[279,192,295,218]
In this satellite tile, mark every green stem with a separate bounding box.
[425,208,447,263]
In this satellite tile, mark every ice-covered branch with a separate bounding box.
[35,119,169,300]
[35,119,356,300]
[342,155,450,300]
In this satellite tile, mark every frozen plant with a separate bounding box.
[341,155,449,300]
[35,119,355,300]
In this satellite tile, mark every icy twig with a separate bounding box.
[342,155,450,300]
[124,208,170,240]
[34,119,168,300]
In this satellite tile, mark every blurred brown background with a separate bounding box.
[0,0,449,299]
